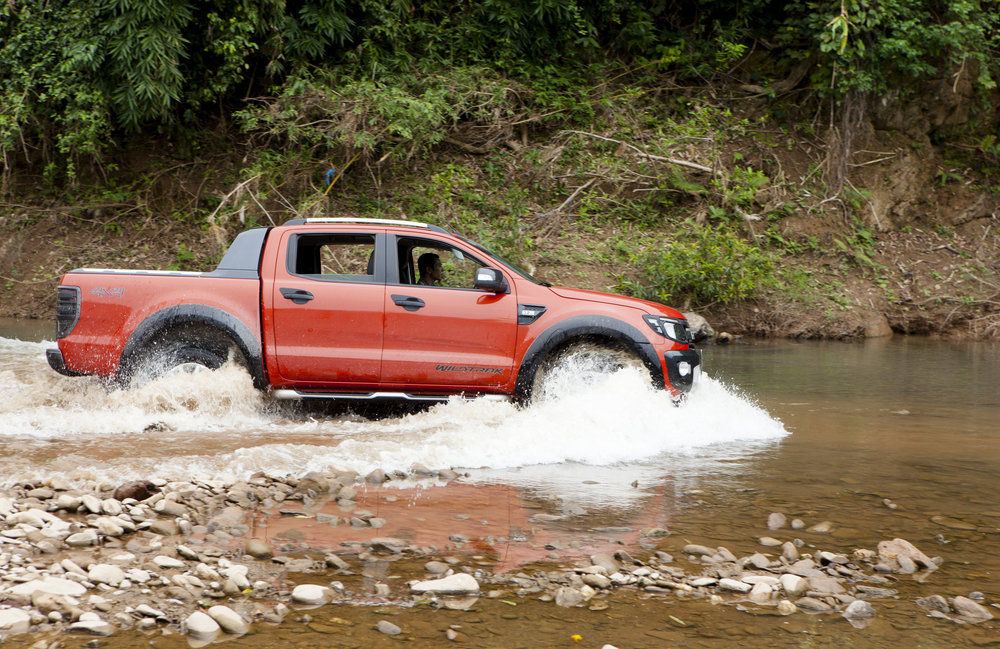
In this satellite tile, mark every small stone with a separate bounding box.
[114,481,160,501]
[68,620,115,636]
[682,544,715,557]
[777,599,797,615]
[807,521,834,534]
[781,541,800,562]
[208,606,250,634]
[767,513,787,530]
[292,584,332,605]
[796,597,833,611]
[410,573,480,595]
[590,553,620,573]
[779,574,809,597]
[554,587,585,607]
[88,564,126,586]
[153,555,186,569]
[185,611,221,639]
[953,596,993,621]
[366,469,387,484]
[759,537,782,547]
[843,600,877,628]
[245,539,274,559]
[719,579,752,593]
[0,609,32,635]
[791,519,805,530]
[749,582,773,603]
[325,554,351,570]
[425,561,450,574]
[376,620,402,635]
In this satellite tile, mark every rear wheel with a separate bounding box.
[123,326,240,389]
[530,340,650,402]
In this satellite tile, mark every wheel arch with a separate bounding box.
[513,315,663,399]
[116,305,267,389]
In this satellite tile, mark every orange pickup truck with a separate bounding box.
[47,218,700,402]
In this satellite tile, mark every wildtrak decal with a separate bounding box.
[436,364,504,374]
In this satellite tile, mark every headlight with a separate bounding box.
[643,315,692,344]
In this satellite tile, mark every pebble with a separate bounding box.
[208,605,250,634]
[843,600,877,628]
[291,584,331,605]
[410,573,480,595]
[376,620,402,635]
[767,513,787,530]
[185,611,221,639]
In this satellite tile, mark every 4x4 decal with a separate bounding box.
[435,364,504,374]
[89,287,125,298]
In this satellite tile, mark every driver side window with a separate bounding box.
[397,238,485,289]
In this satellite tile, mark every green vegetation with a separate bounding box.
[2,0,1000,317]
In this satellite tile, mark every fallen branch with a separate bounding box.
[558,130,713,173]
[537,177,600,237]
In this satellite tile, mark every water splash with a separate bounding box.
[0,336,787,491]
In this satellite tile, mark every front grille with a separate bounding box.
[56,286,81,338]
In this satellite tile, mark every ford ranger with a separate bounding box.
[47,218,700,401]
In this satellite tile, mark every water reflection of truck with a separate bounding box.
[47,218,700,400]
[258,480,675,574]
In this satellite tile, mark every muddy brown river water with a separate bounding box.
[1,317,999,647]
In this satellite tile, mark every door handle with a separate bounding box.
[391,294,425,311]
[280,287,314,304]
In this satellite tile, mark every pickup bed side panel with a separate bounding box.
[57,273,263,383]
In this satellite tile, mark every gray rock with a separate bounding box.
[781,541,800,562]
[424,561,450,574]
[8,577,87,598]
[325,554,351,570]
[291,584,331,605]
[790,519,805,530]
[714,547,738,563]
[749,582,773,603]
[590,553,620,573]
[855,585,897,599]
[0,609,32,635]
[583,573,612,589]
[806,575,846,595]
[759,537,782,547]
[410,573,479,595]
[719,578,752,593]
[554,587,586,607]
[208,606,250,634]
[767,513,788,530]
[682,544,715,557]
[153,555,186,569]
[376,620,402,635]
[185,611,221,639]
[896,555,917,574]
[682,312,714,342]
[81,494,103,514]
[747,553,771,570]
[953,596,993,620]
[66,530,99,547]
[245,539,274,559]
[88,564,126,586]
[915,595,949,613]
[877,538,937,571]
[68,620,115,636]
[796,597,833,611]
[779,574,808,597]
[366,469,387,484]
[370,537,408,552]
[843,600,877,628]
[154,500,188,517]
[148,520,179,537]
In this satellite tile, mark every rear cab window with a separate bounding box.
[286,233,381,283]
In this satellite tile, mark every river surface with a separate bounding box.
[1,316,999,647]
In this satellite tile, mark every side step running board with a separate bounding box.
[270,389,509,402]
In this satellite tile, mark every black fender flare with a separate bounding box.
[116,305,267,390]
[513,315,663,398]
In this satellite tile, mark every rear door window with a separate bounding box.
[287,234,380,283]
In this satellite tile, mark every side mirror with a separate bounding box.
[474,267,509,293]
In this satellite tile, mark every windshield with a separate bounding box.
[461,237,546,286]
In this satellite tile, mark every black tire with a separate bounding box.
[124,329,236,389]
[530,340,650,402]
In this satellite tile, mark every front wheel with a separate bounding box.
[530,341,651,402]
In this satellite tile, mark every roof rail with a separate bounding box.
[284,217,449,233]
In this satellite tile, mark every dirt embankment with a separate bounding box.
[1,82,999,340]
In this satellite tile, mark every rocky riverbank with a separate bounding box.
[0,471,995,644]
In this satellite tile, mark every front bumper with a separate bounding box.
[663,349,701,393]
